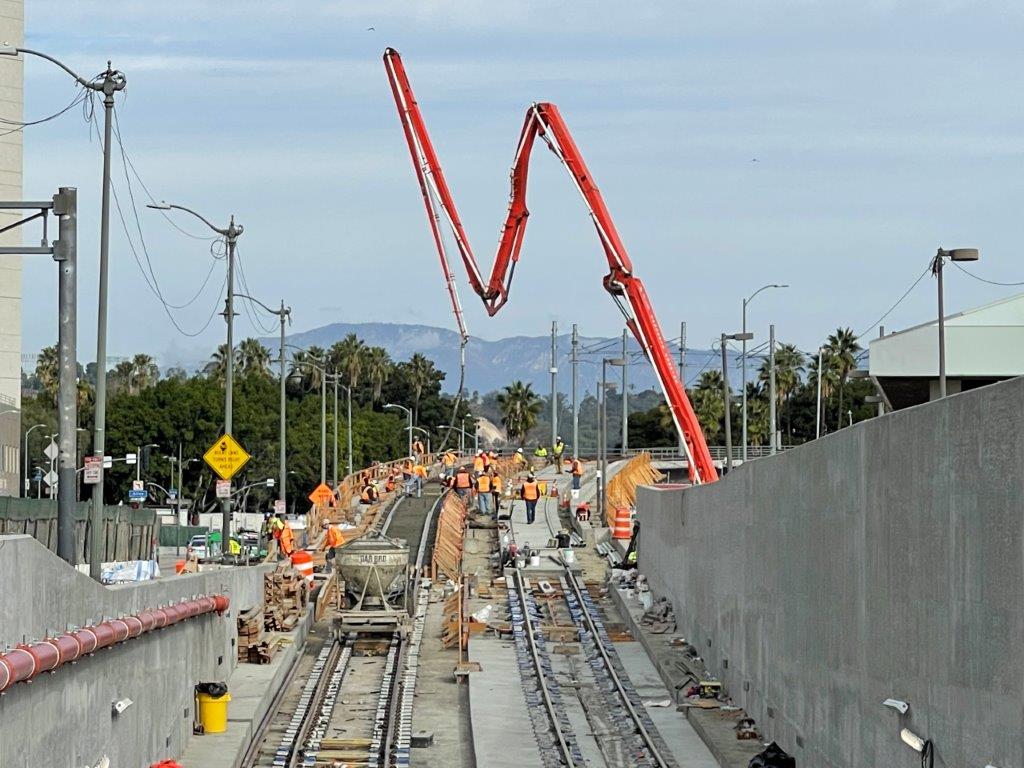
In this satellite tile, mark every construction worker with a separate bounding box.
[482,450,492,470]
[472,450,485,475]
[359,480,379,505]
[413,462,428,498]
[533,444,548,470]
[513,447,527,469]
[412,437,425,461]
[454,466,473,499]
[384,474,397,494]
[490,470,503,515]
[570,456,584,490]
[475,471,492,517]
[321,520,344,572]
[278,514,295,559]
[520,474,540,524]
[552,436,565,472]
[442,449,457,478]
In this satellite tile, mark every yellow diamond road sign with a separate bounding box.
[203,433,251,481]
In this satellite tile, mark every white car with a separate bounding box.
[186,534,210,559]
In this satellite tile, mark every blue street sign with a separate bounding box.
[128,489,148,501]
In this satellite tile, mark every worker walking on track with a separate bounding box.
[413,462,427,498]
[490,469,503,516]
[412,437,425,463]
[320,520,344,572]
[454,466,473,500]
[520,474,540,524]
[513,447,527,469]
[552,436,565,472]
[473,450,485,475]
[570,456,584,490]
[277,514,295,559]
[475,471,492,517]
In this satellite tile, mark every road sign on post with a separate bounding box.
[274,499,286,516]
[83,456,101,484]
[216,480,231,498]
[44,440,58,462]
[132,479,144,491]
[128,489,148,501]
[308,483,335,506]
[203,434,251,481]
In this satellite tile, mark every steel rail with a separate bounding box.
[511,569,582,767]
[564,570,672,768]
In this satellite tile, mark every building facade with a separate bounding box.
[0,0,22,495]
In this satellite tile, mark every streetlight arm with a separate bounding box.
[745,283,789,306]
[146,202,233,237]
[0,47,104,89]
[234,292,290,318]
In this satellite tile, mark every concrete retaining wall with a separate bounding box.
[637,377,1024,768]
[0,534,271,768]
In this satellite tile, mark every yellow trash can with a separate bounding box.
[538,481,548,495]
[196,691,231,733]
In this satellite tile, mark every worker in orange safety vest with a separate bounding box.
[278,514,295,558]
[454,467,473,499]
[570,457,584,491]
[320,520,344,571]
[475,472,492,516]
[520,475,540,524]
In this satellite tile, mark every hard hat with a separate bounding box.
[557,436,562,441]
[515,448,523,454]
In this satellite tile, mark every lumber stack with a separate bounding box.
[263,564,309,632]
[236,606,265,663]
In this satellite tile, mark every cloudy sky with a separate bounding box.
[19,1,1024,367]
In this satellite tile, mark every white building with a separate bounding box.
[869,293,1024,409]
[0,0,21,496]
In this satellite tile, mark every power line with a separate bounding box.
[951,260,1024,287]
[854,264,931,341]
[235,245,277,334]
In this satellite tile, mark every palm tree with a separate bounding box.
[406,353,435,425]
[204,343,236,383]
[111,360,135,395]
[131,354,160,390]
[35,345,59,404]
[289,346,326,391]
[691,370,725,443]
[758,343,804,445]
[496,381,543,446]
[365,346,392,403]
[825,328,861,429]
[237,338,271,377]
[329,334,365,392]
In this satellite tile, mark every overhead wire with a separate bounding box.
[950,261,1024,287]
[0,87,88,136]
[235,245,278,334]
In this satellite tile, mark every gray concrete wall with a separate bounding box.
[637,377,1024,768]
[0,535,271,768]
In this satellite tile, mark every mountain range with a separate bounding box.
[255,321,762,396]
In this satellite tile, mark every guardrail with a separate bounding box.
[620,445,796,462]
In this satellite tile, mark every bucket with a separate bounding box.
[561,548,575,564]
[290,551,314,583]
[529,551,540,567]
[196,691,231,733]
[174,560,186,575]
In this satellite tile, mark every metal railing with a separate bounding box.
[620,445,796,463]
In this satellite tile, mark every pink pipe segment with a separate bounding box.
[0,594,229,694]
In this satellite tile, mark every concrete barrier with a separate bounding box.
[0,534,271,768]
[637,377,1024,768]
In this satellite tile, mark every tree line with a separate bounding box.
[22,333,470,515]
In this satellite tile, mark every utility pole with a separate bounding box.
[815,347,823,440]
[769,324,777,455]
[54,189,77,564]
[148,202,243,552]
[621,329,628,454]
[720,334,732,472]
[278,301,288,508]
[550,321,558,450]
[321,373,327,484]
[333,375,339,488]
[346,384,353,477]
[571,324,579,458]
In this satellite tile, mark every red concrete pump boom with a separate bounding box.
[383,48,718,484]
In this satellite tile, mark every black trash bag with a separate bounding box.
[195,681,228,698]
[748,742,795,768]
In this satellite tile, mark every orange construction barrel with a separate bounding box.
[290,550,314,584]
[612,507,632,540]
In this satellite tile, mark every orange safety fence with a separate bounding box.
[604,452,664,527]
[432,492,468,582]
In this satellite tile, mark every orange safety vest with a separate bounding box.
[360,485,375,502]
[472,456,484,473]
[414,464,427,478]
[443,452,456,467]
[279,524,294,555]
[492,475,503,492]
[521,481,539,501]
[322,526,344,550]
[476,474,491,493]
[455,470,472,489]
[571,459,583,476]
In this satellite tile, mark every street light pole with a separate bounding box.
[385,403,413,458]
[720,332,753,472]
[346,384,353,477]
[929,248,978,398]
[321,372,327,484]
[816,347,824,439]
[600,358,625,519]
[0,49,125,576]
[148,202,243,547]
[769,324,777,455]
[571,323,579,457]
[741,284,787,463]
[333,375,339,487]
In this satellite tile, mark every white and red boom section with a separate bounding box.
[383,48,718,484]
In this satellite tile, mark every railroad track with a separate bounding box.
[244,490,441,768]
[508,567,677,768]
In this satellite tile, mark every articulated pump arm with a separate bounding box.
[383,48,718,483]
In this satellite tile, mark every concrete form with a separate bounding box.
[0,534,271,768]
[637,377,1024,768]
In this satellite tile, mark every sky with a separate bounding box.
[18,0,1024,369]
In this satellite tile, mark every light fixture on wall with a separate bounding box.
[882,698,909,714]
[900,728,933,768]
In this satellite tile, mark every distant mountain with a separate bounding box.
[260,321,761,396]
